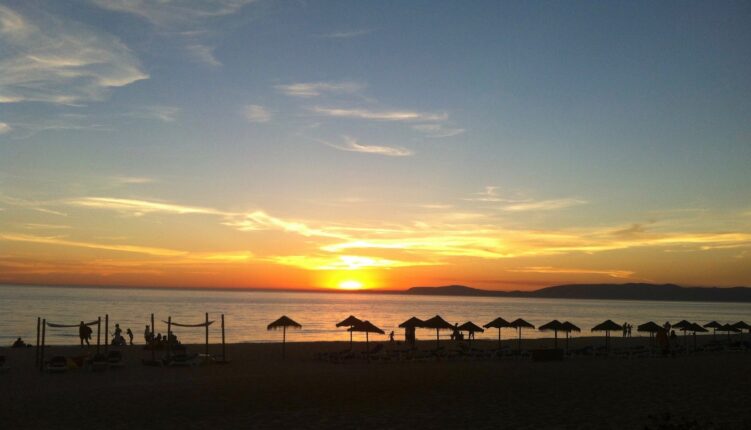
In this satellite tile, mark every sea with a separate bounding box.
[2,284,750,345]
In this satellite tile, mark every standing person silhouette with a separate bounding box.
[126,328,134,345]
[78,321,91,347]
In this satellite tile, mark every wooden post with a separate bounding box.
[205,312,209,358]
[96,316,101,354]
[35,317,41,367]
[221,314,226,361]
[282,326,286,359]
[40,319,46,372]
[366,332,370,362]
[167,316,172,360]
[104,314,109,353]
[150,313,155,362]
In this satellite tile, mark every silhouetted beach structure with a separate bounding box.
[672,320,694,347]
[422,315,454,350]
[560,321,580,351]
[538,320,564,348]
[637,321,662,341]
[160,313,223,364]
[703,321,722,341]
[398,316,424,347]
[336,315,363,348]
[591,320,623,350]
[267,316,301,359]
[348,320,385,360]
[37,316,103,371]
[483,317,512,350]
[457,321,484,347]
[731,321,751,340]
[509,318,535,353]
[687,323,708,350]
[717,323,740,343]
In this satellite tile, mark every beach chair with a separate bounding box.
[107,351,125,368]
[46,356,68,373]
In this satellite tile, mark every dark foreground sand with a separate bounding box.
[1,337,750,430]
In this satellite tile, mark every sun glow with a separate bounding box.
[338,279,364,290]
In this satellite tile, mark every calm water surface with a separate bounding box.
[1,285,750,345]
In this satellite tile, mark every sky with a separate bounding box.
[1,0,750,291]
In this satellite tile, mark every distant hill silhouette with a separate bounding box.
[404,283,751,302]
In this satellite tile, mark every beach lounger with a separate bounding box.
[88,353,108,371]
[46,356,68,373]
[166,352,200,367]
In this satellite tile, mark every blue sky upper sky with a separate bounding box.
[1,1,750,289]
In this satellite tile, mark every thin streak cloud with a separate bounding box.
[275,81,365,98]
[243,105,272,123]
[310,106,448,122]
[322,136,413,157]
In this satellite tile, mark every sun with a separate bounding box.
[338,279,364,290]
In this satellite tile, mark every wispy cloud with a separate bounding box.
[412,123,465,138]
[69,197,221,216]
[502,198,588,212]
[310,106,448,122]
[185,43,222,67]
[0,233,187,257]
[111,176,156,185]
[276,81,365,98]
[89,0,255,27]
[0,122,10,134]
[507,266,635,279]
[321,136,413,157]
[316,29,372,39]
[0,5,148,105]
[243,104,272,123]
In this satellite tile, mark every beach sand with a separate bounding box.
[1,336,750,429]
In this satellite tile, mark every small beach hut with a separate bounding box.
[422,315,454,350]
[336,315,363,348]
[591,320,623,350]
[637,321,662,341]
[672,320,694,347]
[483,317,512,350]
[538,320,564,349]
[509,318,535,353]
[267,316,302,359]
[457,321,484,347]
[348,320,385,360]
[703,321,722,341]
[560,321,580,351]
[717,323,740,343]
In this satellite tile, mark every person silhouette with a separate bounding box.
[126,328,134,345]
[389,331,394,342]
[79,321,91,347]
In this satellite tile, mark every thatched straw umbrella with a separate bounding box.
[457,321,484,348]
[336,315,363,348]
[267,316,301,359]
[398,316,424,348]
[348,320,385,360]
[672,320,693,347]
[591,320,623,350]
[509,318,535,353]
[717,323,740,343]
[688,323,708,350]
[703,321,722,341]
[561,321,580,352]
[732,321,751,341]
[637,321,662,341]
[422,315,454,350]
[483,317,511,350]
[538,320,564,349]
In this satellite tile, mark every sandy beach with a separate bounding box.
[2,336,750,429]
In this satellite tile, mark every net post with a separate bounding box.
[35,317,41,367]
[39,319,46,372]
[221,314,226,361]
[167,316,172,360]
[96,316,101,354]
[205,312,209,358]
[104,314,109,353]
[150,313,155,362]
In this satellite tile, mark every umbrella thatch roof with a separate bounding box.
[672,320,694,330]
[398,316,425,328]
[637,321,663,333]
[539,320,564,332]
[688,322,708,333]
[336,315,362,328]
[561,321,581,333]
[422,315,454,330]
[267,316,302,330]
[348,320,385,335]
[591,320,622,332]
[510,318,535,329]
[457,321,484,333]
[703,321,723,329]
[732,321,751,330]
[718,323,740,333]
[483,317,511,329]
